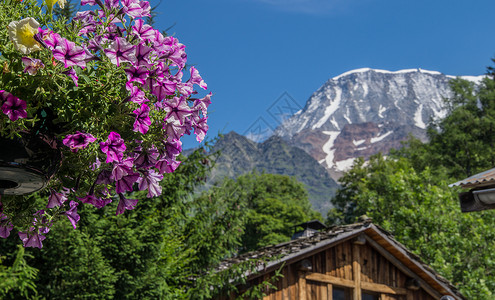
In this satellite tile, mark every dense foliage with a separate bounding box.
[0,246,38,299]
[206,172,321,253]
[328,65,495,299]
[0,147,239,299]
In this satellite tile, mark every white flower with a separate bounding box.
[8,18,41,54]
[46,0,66,13]
[58,0,66,8]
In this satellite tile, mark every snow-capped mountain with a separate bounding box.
[274,68,484,181]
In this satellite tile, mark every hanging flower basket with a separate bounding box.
[0,0,212,248]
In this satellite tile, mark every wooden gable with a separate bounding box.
[221,222,463,300]
[245,239,434,300]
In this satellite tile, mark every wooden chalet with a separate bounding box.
[218,220,464,300]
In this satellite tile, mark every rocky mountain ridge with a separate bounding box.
[208,132,339,213]
[274,68,484,180]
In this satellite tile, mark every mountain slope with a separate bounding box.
[274,68,484,180]
[209,132,339,213]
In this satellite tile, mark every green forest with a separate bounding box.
[0,140,323,299]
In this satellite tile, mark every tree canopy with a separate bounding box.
[327,64,495,299]
[0,146,246,299]
[202,172,321,253]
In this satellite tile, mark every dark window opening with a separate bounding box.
[362,292,380,300]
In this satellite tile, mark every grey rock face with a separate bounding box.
[209,132,339,214]
[274,68,484,180]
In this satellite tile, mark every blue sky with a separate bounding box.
[150,0,495,148]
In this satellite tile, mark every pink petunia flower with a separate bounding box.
[46,190,68,208]
[188,66,207,89]
[104,37,136,67]
[63,68,79,86]
[100,132,126,163]
[125,82,149,104]
[63,131,96,152]
[122,0,151,18]
[78,193,112,209]
[18,231,46,248]
[151,78,177,101]
[155,158,181,174]
[81,0,97,6]
[193,116,209,143]
[132,19,155,41]
[162,96,192,125]
[137,169,163,198]
[52,38,87,69]
[134,43,153,67]
[162,139,182,161]
[134,147,159,169]
[194,92,212,116]
[22,57,45,75]
[65,201,80,229]
[0,91,27,121]
[125,66,149,84]
[0,212,14,239]
[163,121,186,142]
[115,172,140,194]
[116,193,139,215]
[133,103,151,134]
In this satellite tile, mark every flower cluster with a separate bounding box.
[0,0,211,248]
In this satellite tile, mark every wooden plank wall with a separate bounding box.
[230,240,439,299]
[360,241,406,287]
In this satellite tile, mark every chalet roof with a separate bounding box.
[449,167,495,188]
[218,220,465,299]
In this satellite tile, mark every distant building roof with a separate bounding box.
[291,219,328,240]
[218,220,465,299]
[293,219,327,231]
[449,167,495,188]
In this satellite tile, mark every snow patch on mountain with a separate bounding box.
[321,131,340,169]
[313,88,342,129]
[335,158,356,171]
[353,139,365,146]
[332,67,442,81]
[378,105,386,118]
[414,104,426,129]
[362,82,369,97]
[331,118,340,130]
[371,131,393,143]
[332,68,371,80]
[343,114,352,124]
[462,75,485,84]
[447,75,486,84]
